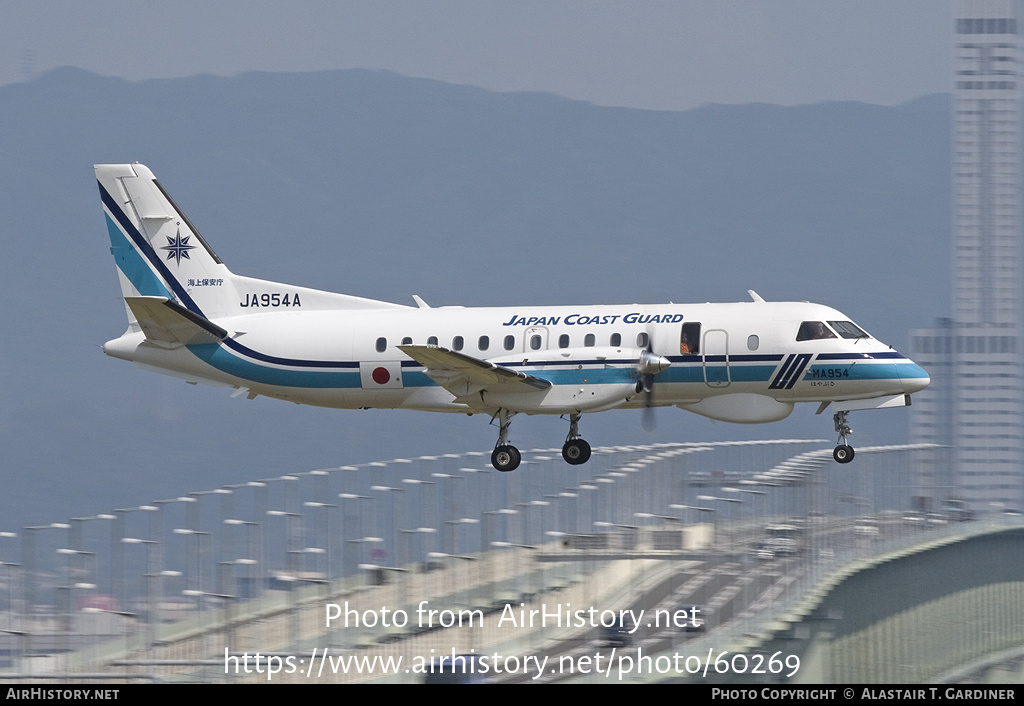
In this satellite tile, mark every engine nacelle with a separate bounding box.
[482,382,637,414]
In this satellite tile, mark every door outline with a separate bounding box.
[703,329,730,387]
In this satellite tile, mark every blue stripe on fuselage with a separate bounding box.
[186,343,639,389]
[185,338,914,392]
[187,344,363,388]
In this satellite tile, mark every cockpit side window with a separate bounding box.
[827,320,870,339]
[796,321,837,342]
[680,322,701,354]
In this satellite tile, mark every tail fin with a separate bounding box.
[97,163,406,327]
[97,163,239,322]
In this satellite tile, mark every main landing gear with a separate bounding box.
[491,409,521,472]
[832,410,855,464]
[488,410,593,472]
[562,413,591,465]
[491,444,521,473]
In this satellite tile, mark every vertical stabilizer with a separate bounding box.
[97,163,240,322]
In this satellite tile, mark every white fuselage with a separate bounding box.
[104,299,929,423]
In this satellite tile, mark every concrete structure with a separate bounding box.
[911,0,1024,514]
[0,441,1019,684]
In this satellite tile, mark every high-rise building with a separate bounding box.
[910,0,1024,513]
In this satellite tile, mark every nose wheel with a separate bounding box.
[833,444,855,463]
[833,410,855,464]
[561,413,592,465]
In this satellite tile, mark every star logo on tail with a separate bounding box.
[161,229,196,265]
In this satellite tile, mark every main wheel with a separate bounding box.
[491,445,521,472]
[833,445,855,464]
[562,438,592,465]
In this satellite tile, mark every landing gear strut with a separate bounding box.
[561,413,592,465]
[491,409,521,472]
[832,410,855,464]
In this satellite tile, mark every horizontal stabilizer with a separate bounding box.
[399,345,551,393]
[125,296,228,346]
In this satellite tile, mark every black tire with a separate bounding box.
[491,445,521,472]
[833,445,855,464]
[562,439,592,465]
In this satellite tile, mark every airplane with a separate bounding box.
[96,163,930,472]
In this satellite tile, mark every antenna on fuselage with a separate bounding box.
[748,290,766,302]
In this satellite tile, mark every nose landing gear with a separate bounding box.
[833,410,855,464]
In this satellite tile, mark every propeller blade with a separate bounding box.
[642,403,656,432]
[638,331,666,432]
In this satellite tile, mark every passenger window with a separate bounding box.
[375,337,387,353]
[796,321,837,342]
[558,334,570,348]
[479,335,490,351]
[637,332,649,348]
[747,334,759,351]
[680,322,701,354]
[610,333,621,347]
[584,333,596,347]
[427,335,438,346]
[504,335,515,351]
[452,336,464,351]
[401,337,412,345]
[530,335,542,351]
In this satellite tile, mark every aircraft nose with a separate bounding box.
[898,358,930,394]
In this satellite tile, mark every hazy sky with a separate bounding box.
[2,1,951,111]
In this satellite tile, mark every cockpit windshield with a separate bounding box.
[827,320,870,340]
[796,321,837,342]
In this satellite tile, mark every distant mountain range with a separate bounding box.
[0,68,949,528]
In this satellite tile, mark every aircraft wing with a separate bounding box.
[398,345,551,399]
[125,296,228,347]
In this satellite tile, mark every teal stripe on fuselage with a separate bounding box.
[187,344,638,389]
[897,363,929,380]
[527,368,636,386]
[726,365,779,383]
[402,371,434,387]
[806,363,900,381]
[106,214,173,299]
[187,343,363,388]
[185,343,793,390]
[186,339,914,392]
[660,366,707,384]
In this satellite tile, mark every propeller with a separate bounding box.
[637,339,670,431]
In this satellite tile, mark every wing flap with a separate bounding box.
[125,296,228,346]
[399,345,551,394]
